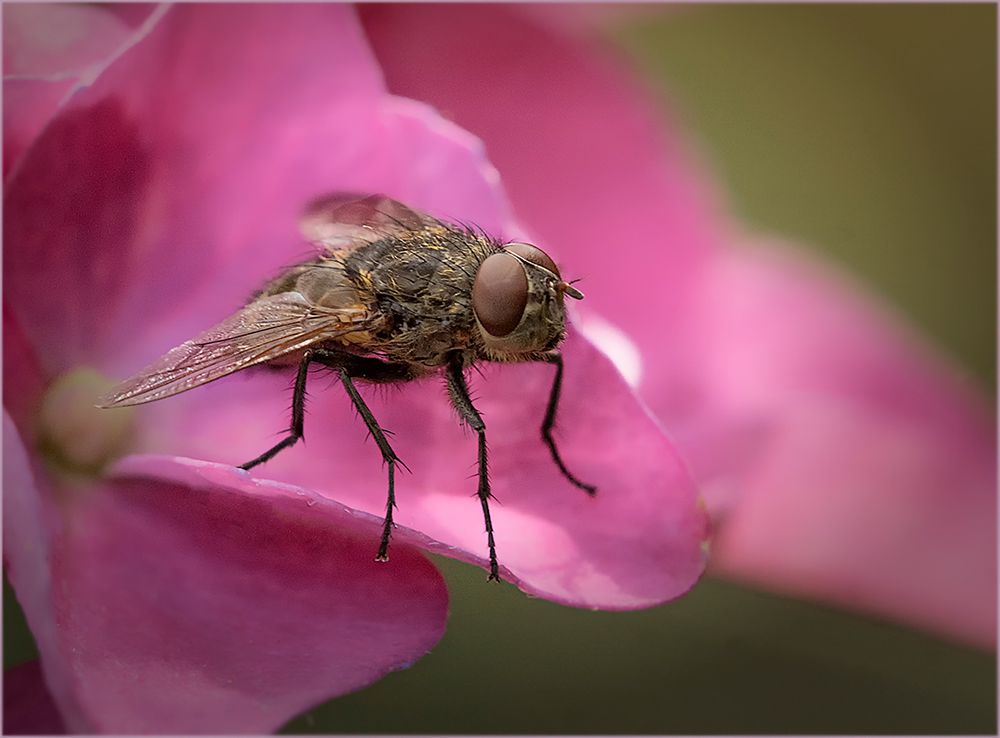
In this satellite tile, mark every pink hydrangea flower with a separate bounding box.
[3,4,708,732]
[360,3,996,648]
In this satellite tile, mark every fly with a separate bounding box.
[100,193,595,581]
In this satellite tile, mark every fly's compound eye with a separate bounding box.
[473,253,529,337]
[504,242,561,278]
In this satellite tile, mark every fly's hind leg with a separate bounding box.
[541,352,597,495]
[239,351,313,470]
[311,349,415,563]
[445,356,501,582]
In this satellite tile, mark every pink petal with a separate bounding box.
[4,3,386,373]
[4,414,449,733]
[2,304,47,434]
[141,330,709,608]
[3,414,86,730]
[714,400,996,647]
[4,77,75,179]
[693,241,997,647]
[2,4,139,176]
[3,4,133,77]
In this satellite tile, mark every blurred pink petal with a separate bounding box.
[3,4,131,76]
[2,305,46,433]
[4,412,89,731]
[694,241,997,646]
[360,3,724,284]
[5,3,385,372]
[4,78,73,179]
[360,4,996,646]
[5,413,449,734]
[2,3,146,176]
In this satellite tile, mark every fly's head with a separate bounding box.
[471,242,584,360]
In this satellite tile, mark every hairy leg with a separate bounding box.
[445,356,501,581]
[541,353,597,494]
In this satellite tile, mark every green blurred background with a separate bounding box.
[623,3,996,389]
[5,4,996,734]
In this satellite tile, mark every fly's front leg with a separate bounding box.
[445,357,501,582]
[541,353,597,495]
[239,351,313,470]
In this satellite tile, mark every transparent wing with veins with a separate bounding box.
[99,291,374,407]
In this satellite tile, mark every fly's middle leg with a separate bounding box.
[309,349,413,562]
[446,357,501,582]
[335,367,404,562]
[241,347,408,563]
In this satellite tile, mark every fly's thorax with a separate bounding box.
[471,243,581,361]
[347,227,495,366]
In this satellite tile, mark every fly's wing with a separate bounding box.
[99,291,374,407]
[300,193,437,253]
